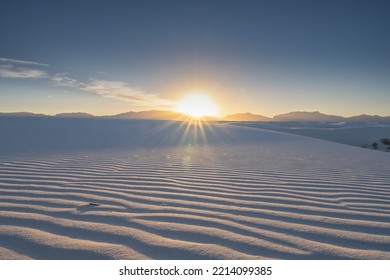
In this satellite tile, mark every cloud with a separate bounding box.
[1,57,174,108]
[0,57,49,67]
[52,74,174,108]
[0,57,49,78]
[83,79,161,104]
[51,73,82,87]
[0,66,48,78]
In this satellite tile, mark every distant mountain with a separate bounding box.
[273,111,345,122]
[55,112,94,118]
[0,112,47,117]
[222,112,271,122]
[110,110,189,120]
[111,110,219,121]
[346,114,390,123]
[272,111,390,123]
[1,110,390,122]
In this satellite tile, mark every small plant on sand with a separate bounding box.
[380,138,390,145]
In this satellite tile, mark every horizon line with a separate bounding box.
[1,109,390,119]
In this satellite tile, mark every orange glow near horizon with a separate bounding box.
[175,93,218,118]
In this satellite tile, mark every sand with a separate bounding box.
[0,117,389,259]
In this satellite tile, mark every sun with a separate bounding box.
[175,94,217,118]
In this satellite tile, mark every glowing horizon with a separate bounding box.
[175,94,218,118]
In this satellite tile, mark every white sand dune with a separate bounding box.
[229,121,390,151]
[0,117,389,259]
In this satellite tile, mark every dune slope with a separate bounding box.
[0,118,389,259]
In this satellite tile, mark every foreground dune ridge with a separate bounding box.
[0,119,389,259]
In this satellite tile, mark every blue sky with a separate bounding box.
[1,0,389,116]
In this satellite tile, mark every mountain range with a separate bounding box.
[1,110,390,123]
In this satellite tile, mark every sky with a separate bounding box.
[0,0,389,117]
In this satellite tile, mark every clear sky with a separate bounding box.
[1,0,389,117]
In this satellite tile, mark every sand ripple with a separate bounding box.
[0,119,389,259]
